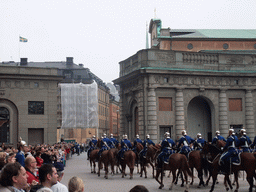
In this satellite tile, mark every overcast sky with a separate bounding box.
[1,0,255,83]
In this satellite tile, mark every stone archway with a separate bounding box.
[187,96,212,141]
[128,99,138,140]
[0,99,18,146]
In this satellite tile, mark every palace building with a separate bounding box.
[113,18,256,143]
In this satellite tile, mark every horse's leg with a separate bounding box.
[233,171,239,192]
[97,160,101,177]
[129,166,134,179]
[155,168,164,189]
[150,162,154,178]
[104,162,108,179]
[226,174,233,191]
[180,170,184,187]
[174,169,180,184]
[183,171,189,192]
[169,170,176,190]
[209,169,218,192]
[198,169,205,187]
[121,163,126,178]
[190,167,194,185]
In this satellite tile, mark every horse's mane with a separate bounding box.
[209,143,222,154]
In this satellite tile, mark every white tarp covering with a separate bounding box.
[60,82,98,129]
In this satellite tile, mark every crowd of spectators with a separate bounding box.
[0,140,85,192]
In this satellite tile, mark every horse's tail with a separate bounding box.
[182,155,193,178]
[201,156,209,177]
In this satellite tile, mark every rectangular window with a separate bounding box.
[229,98,242,111]
[28,101,44,114]
[159,97,172,111]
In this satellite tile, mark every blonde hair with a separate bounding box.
[68,176,84,192]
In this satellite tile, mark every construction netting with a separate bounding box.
[60,82,98,129]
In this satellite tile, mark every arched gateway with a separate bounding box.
[187,96,213,141]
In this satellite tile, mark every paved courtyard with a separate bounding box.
[61,152,254,192]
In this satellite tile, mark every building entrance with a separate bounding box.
[187,96,212,141]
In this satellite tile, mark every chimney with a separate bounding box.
[79,64,84,68]
[20,58,28,66]
[66,57,73,65]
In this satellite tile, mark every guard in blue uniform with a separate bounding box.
[87,135,97,160]
[219,129,238,174]
[157,132,176,168]
[118,134,132,160]
[177,130,194,158]
[231,128,239,147]
[109,133,119,148]
[98,133,111,158]
[132,134,142,153]
[237,129,252,152]
[15,139,28,167]
[212,130,227,145]
[140,134,155,158]
[194,133,206,151]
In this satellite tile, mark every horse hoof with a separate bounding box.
[145,176,147,179]
[225,188,229,191]
[181,184,184,187]
[130,176,133,179]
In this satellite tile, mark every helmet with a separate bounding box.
[103,133,107,138]
[20,140,27,147]
[110,133,113,138]
[182,130,187,136]
[123,134,128,139]
[229,129,234,134]
[197,133,202,138]
[240,129,246,135]
[216,130,220,136]
[164,132,170,138]
[92,135,96,138]
[136,134,139,138]
[146,134,150,139]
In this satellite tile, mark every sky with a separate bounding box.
[1,0,256,83]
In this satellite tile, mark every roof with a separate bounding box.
[169,29,256,39]
[200,50,256,55]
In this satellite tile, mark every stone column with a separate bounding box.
[175,88,185,140]
[219,89,228,137]
[119,91,125,138]
[245,89,255,138]
[138,89,145,138]
[147,88,157,142]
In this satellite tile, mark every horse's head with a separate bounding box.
[216,140,226,149]
[136,143,143,152]
[96,139,101,148]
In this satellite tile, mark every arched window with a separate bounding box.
[0,107,10,143]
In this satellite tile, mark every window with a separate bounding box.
[28,101,44,114]
[229,98,242,111]
[159,97,172,111]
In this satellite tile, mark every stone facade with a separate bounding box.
[114,49,256,143]
[0,65,62,146]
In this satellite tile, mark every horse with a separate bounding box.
[89,149,99,173]
[134,142,143,174]
[202,142,256,192]
[140,144,161,178]
[109,143,121,175]
[120,150,136,179]
[155,153,193,192]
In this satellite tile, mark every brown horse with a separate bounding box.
[108,143,121,175]
[120,150,136,179]
[89,149,99,173]
[155,153,193,192]
[134,142,143,174]
[202,142,256,192]
[140,144,161,178]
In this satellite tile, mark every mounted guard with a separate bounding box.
[87,135,97,160]
[109,133,119,148]
[212,130,226,145]
[132,134,142,153]
[237,128,252,152]
[140,134,155,158]
[118,134,132,160]
[98,133,111,158]
[177,130,194,158]
[157,132,176,168]
[193,133,206,151]
[219,128,239,174]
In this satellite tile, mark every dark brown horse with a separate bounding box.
[134,142,143,174]
[89,149,99,173]
[202,142,256,192]
[155,153,193,192]
[108,143,121,175]
[140,144,161,178]
[120,150,136,179]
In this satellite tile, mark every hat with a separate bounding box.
[53,162,64,172]
[20,140,27,147]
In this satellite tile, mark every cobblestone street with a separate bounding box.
[60,152,254,192]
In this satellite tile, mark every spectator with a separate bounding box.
[6,152,16,163]
[51,168,68,192]
[0,162,29,192]
[68,176,84,192]
[25,155,39,185]
[35,151,44,168]
[0,152,7,171]
[129,185,149,192]
[30,163,58,192]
